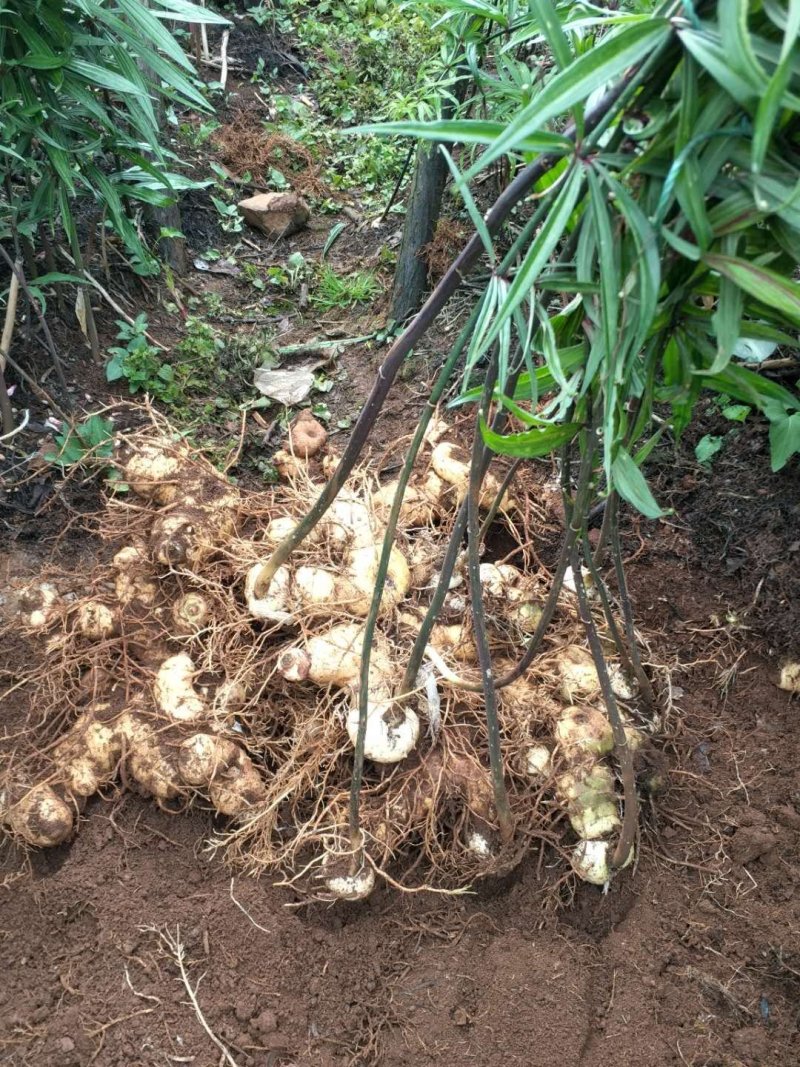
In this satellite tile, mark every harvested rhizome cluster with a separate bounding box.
[1,412,662,900]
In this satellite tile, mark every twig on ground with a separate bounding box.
[80,270,168,350]
[220,30,230,90]
[147,925,241,1067]
[0,258,20,435]
[0,245,69,395]
[0,407,29,442]
[229,878,270,934]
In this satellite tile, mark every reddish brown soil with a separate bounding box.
[2,507,799,1067]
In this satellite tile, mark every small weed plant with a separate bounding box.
[311,266,381,311]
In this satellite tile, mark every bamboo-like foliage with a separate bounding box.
[0,0,227,267]
[367,0,800,483]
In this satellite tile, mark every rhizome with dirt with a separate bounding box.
[2,10,800,1067]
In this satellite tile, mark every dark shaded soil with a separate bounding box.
[656,405,800,661]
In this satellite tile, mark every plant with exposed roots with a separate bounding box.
[1,407,663,897]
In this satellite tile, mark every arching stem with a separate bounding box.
[258,69,652,586]
[466,361,513,840]
[609,501,657,712]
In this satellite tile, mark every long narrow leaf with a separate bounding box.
[704,253,800,326]
[464,19,671,178]
[611,447,663,518]
[477,166,584,358]
[481,416,581,458]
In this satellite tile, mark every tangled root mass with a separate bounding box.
[1,416,663,898]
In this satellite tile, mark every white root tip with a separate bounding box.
[525,744,552,779]
[779,662,800,693]
[346,701,420,763]
[572,839,634,885]
[324,864,376,901]
[465,830,493,859]
[278,646,311,682]
[245,563,294,624]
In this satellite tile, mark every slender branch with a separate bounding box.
[3,350,70,423]
[348,299,484,845]
[592,489,616,568]
[478,456,522,543]
[154,925,240,1067]
[447,420,596,694]
[571,547,638,870]
[0,261,20,436]
[398,354,526,697]
[466,358,513,840]
[0,244,69,394]
[609,504,657,712]
[581,535,638,679]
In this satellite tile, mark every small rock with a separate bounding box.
[58,1037,76,1054]
[238,192,310,238]
[452,1006,470,1027]
[235,995,256,1023]
[252,1009,278,1035]
[731,827,776,866]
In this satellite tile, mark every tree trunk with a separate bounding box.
[389,140,450,326]
[390,76,469,325]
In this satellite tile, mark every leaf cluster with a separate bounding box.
[0,0,226,265]
[364,0,800,512]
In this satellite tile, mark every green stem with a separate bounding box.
[591,490,615,569]
[581,533,638,680]
[398,354,526,698]
[258,68,650,586]
[609,503,657,712]
[466,357,513,840]
[478,457,522,544]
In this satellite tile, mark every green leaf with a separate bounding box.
[480,417,581,458]
[769,411,800,471]
[704,253,800,326]
[532,0,572,71]
[721,403,750,421]
[611,447,663,518]
[695,433,724,466]
[414,0,508,23]
[322,222,346,260]
[678,28,762,108]
[80,415,114,449]
[751,0,800,174]
[440,146,495,264]
[586,168,618,376]
[464,19,671,177]
[477,166,584,355]
[65,59,145,97]
[348,119,571,156]
[150,0,230,23]
[709,235,743,373]
[701,362,800,414]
